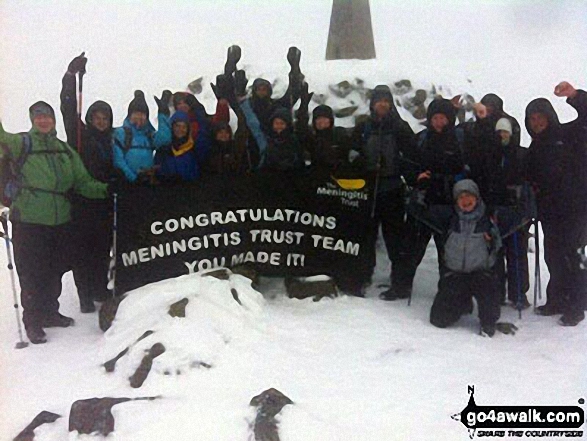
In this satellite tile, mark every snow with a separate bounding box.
[1,1,586,440]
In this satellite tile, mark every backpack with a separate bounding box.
[1,133,32,207]
[116,126,154,152]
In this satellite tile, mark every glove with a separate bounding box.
[299,82,314,110]
[211,74,234,100]
[224,45,242,76]
[234,69,248,97]
[154,90,172,117]
[495,322,518,335]
[287,46,301,75]
[67,52,87,75]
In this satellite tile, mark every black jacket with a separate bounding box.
[525,90,587,233]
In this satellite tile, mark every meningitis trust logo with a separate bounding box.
[452,386,584,438]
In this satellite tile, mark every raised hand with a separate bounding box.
[68,52,87,75]
[554,81,577,98]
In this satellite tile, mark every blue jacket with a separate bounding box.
[112,113,171,182]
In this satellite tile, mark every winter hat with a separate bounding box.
[85,100,113,128]
[453,179,480,201]
[426,98,456,127]
[312,105,334,128]
[495,117,512,134]
[370,85,393,110]
[127,90,149,119]
[29,101,55,122]
[170,110,190,127]
[252,78,273,97]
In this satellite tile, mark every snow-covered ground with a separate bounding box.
[1,1,586,439]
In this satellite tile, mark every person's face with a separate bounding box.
[255,84,270,99]
[457,192,478,213]
[315,116,331,131]
[175,101,190,113]
[529,112,549,135]
[33,115,55,134]
[272,118,287,134]
[498,130,511,146]
[431,113,449,133]
[91,111,110,132]
[215,128,231,143]
[130,111,147,128]
[373,99,391,117]
[485,104,496,117]
[173,121,189,139]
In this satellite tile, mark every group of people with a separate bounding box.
[0,47,585,344]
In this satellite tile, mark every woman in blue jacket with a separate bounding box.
[113,90,171,183]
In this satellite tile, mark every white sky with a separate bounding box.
[1,0,586,134]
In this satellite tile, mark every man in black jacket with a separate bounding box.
[352,85,418,299]
[525,81,587,326]
[60,53,118,312]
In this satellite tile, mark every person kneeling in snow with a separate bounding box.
[409,179,506,336]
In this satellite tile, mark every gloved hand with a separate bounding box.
[67,52,87,75]
[495,322,518,335]
[154,90,172,117]
[211,74,234,100]
[299,82,314,110]
[287,46,301,74]
[234,69,249,98]
[224,45,242,76]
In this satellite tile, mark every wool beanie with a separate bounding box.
[453,179,480,201]
[29,101,55,122]
[127,90,149,119]
[495,117,512,134]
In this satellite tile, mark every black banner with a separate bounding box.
[115,170,375,293]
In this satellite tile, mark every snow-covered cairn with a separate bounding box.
[100,269,264,387]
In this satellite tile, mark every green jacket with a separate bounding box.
[0,122,107,225]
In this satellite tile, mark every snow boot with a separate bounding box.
[43,313,75,328]
[80,298,96,314]
[479,323,495,337]
[558,310,585,327]
[26,326,47,344]
[535,303,564,316]
[379,287,410,301]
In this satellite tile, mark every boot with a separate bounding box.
[26,326,47,344]
[379,287,410,301]
[479,323,496,337]
[535,303,564,316]
[558,310,585,327]
[80,298,96,313]
[224,45,241,75]
[43,313,75,328]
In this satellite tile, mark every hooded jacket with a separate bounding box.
[352,86,416,193]
[296,104,351,172]
[525,90,587,228]
[415,98,467,205]
[0,121,107,225]
[60,72,119,183]
[112,92,172,182]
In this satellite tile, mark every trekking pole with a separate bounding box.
[76,69,85,154]
[513,230,523,319]
[111,192,118,299]
[0,211,28,349]
[533,219,542,312]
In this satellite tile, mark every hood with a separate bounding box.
[369,85,394,113]
[252,78,273,98]
[312,105,334,130]
[269,107,293,128]
[29,101,56,123]
[426,98,456,128]
[524,98,560,139]
[480,93,504,114]
[85,100,113,129]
